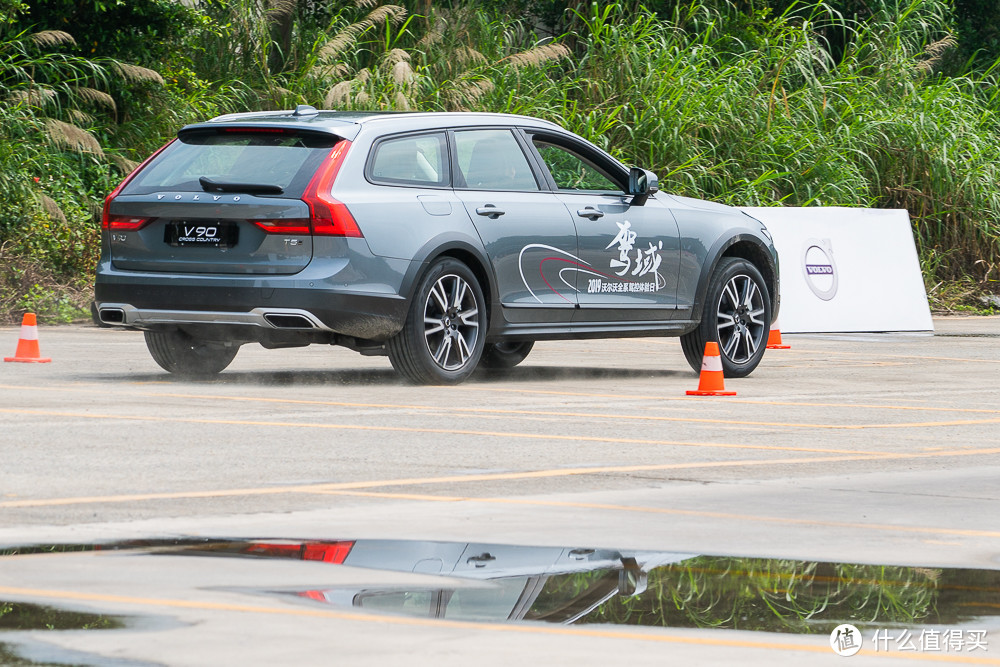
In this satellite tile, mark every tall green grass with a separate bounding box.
[282,0,1000,288]
[2,0,999,322]
[533,1,1000,287]
[576,557,941,631]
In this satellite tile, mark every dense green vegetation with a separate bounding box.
[2,0,999,322]
[536,557,984,632]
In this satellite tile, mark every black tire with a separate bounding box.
[479,341,534,369]
[387,257,487,384]
[681,257,772,378]
[144,329,240,376]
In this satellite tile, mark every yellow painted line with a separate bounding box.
[458,386,1000,415]
[718,399,1000,415]
[315,490,1000,540]
[0,588,996,663]
[0,386,893,431]
[3,446,1000,511]
[5,391,1000,432]
[762,340,1000,365]
[1,587,998,664]
[136,392,1000,431]
[0,407,889,454]
[0,454,883,509]
[857,419,1000,428]
[835,351,1000,365]
[770,361,913,368]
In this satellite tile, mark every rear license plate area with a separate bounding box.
[166,221,239,248]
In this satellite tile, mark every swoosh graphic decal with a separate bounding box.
[519,244,664,302]
[518,244,590,303]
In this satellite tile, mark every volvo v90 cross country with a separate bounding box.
[95,106,779,384]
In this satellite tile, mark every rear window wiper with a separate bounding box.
[199,176,284,195]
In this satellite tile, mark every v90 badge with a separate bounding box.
[165,220,238,248]
[179,225,218,242]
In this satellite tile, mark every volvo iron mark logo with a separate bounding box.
[802,239,837,301]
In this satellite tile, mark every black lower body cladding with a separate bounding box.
[94,281,408,342]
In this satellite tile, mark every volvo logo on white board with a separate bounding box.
[803,239,838,301]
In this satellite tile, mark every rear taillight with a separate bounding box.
[102,139,176,230]
[300,140,362,238]
[252,219,311,235]
[242,540,355,564]
[105,214,153,231]
[302,541,355,563]
[253,141,360,238]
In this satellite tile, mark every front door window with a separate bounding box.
[529,134,680,317]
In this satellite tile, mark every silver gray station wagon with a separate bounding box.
[95,107,779,384]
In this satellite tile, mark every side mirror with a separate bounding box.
[617,557,648,597]
[628,167,658,206]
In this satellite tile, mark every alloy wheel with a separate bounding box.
[716,273,766,364]
[422,273,481,371]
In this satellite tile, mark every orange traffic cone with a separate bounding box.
[686,341,735,396]
[4,313,51,363]
[766,318,790,349]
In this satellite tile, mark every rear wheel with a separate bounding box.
[681,257,771,378]
[479,341,534,369]
[144,329,240,376]
[387,257,486,384]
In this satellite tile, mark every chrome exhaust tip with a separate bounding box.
[99,308,126,324]
[263,313,316,329]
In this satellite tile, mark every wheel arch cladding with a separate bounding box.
[694,236,777,324]
[433,247,495,325]
[723,240,777,306]
[399,236,492,294]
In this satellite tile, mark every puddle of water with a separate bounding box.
[0,601,122,632]
[0,602,124,667]
[0,644,60,667]
[542,559,997,633]
[3,538,998,636]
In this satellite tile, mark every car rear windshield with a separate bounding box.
[121,129,340,199]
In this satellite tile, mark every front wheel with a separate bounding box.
[681,257,772,378]
[387,257,487,384]
[144,329,240,376]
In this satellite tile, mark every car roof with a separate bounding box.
[181,107,565,141]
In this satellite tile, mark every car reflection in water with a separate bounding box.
[202,539,692,624]
[5,539,1000,634]
[171,539,1000,634]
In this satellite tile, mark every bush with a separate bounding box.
[2,0,999,323]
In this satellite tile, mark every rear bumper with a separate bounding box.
[94,256,412,342]
[96,303,332,330]
[94,284,407,341]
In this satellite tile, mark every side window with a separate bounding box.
[369,133,448,187]
[454,129,539,191]
[531,138,621,192]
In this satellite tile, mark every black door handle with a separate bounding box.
[576,207,604,220]
[476,205,505,219]
[467,552,496,567]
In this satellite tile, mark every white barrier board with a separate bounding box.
[740,207,933,333]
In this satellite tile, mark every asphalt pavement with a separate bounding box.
[0,316,998,666]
